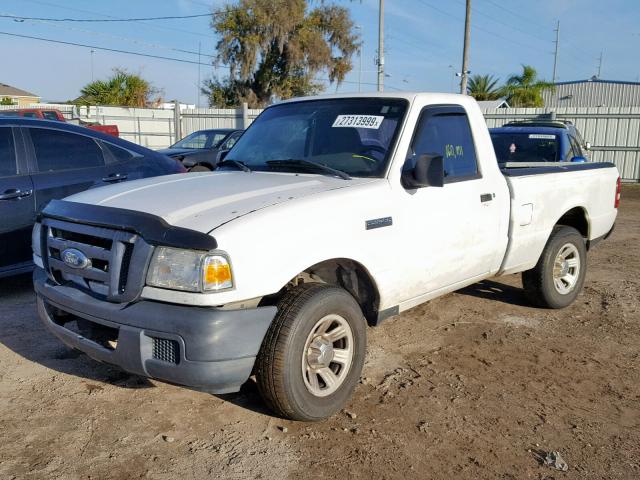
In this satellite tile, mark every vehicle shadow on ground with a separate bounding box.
[0,273,154,390]
[215,380,276,417]
[457,278,531,307]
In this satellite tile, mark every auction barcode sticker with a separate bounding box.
[332,114,384,129]
[529,134,556,139]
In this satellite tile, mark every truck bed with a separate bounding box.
[498,162,619,276]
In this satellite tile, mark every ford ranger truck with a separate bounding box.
[32,93,620,421]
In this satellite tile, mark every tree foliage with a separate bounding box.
[203,0,359,108]
[77,68,159,107]
[0,97,14,105]
[502,65,554,107]
[467,74,502,101]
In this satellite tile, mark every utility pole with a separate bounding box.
[90,49,95,82]
[596,51,603,78]
[377,0,384,92]
[460,0,471,94]
[356,25,363,92]
[197,41,202,108]
[552,20,560,83]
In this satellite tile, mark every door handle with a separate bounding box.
[480,193,495,203]
[0,188,33,200]
[102,173,128,182]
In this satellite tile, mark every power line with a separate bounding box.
[4,12,206,56]
[482,0,594,64]
[0,30,221,67]
[0,30,374,92]
[415,0,591,76]
[20,0,213,39]
[0,13,213,22]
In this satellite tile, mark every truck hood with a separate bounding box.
[66,171,373,233]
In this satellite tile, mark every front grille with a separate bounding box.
[42,218,153,302]
[152,337,179,364]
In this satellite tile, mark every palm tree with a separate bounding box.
[467,74,502,100]
[78,69,159,107]
[502,65,554,107]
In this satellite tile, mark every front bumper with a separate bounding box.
[34,268,277,394]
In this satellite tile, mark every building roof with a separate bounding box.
[0,82,39,98]
[553,78,640,87]
[542,78,640,107]
[476,98,510,109]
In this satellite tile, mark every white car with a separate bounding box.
[32,92,620,420]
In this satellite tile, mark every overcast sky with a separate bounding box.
[1,0,639,104]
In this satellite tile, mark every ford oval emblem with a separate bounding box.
[61,248,91,270]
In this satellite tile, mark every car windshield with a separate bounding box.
[491,132,559,163]
[225,98,408,178]
[171,130,229,150]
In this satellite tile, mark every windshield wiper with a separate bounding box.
[217,159,251,172]
[266,159,351,180]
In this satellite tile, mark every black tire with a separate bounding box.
[522,225,587,309]
[255,283,367,421]
[189,164,212,172]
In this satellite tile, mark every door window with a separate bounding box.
[0,127,17,177]
[410,108,479,181]
[42,111,61,121]
[104,142,137,163]
[222,132,241,150]
[30,128,104,172]
[568,135,583,160]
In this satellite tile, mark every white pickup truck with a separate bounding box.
[32,93,620,420]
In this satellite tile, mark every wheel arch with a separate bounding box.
[554,206,590,242]
[263,258,382,327]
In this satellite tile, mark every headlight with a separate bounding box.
[32,222,42,257]
[146,247,233,292]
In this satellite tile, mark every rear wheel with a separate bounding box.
[255,283,366,421]
[522,225,587,308]
[189,164,213,172]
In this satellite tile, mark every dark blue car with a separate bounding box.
[0,117,185,277]
[490,120,589,164]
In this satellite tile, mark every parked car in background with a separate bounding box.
[0,108,120,137]
[490,120,590,165]
[0,117,186,278]
[158,128,243,171]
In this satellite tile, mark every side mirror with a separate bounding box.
[403,154,444,188]
[585,142,592,151]
[571,156,587,163]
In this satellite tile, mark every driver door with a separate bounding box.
[395,106,503,304]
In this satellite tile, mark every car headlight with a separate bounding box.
[146,247,233,292]
[32,222,42,257]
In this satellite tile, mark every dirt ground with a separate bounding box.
[0,185,638,480]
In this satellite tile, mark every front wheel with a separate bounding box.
[255,283,366,421]
[189,164,213,172]
[522,225,587,308]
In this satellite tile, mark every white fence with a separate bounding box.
[2,103,639,181]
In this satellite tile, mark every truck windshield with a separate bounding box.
[491,132,559,163]
[225,98,408,178]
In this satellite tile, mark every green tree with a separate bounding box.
[502,65,554,107]
[77,68,159,107]
[467,74,502,101]
[203,0,359,108]
[0,97,14,105]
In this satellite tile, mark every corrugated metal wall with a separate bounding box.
[181,107,261,133]
[483,107,640,182]
[542,81,640,108]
